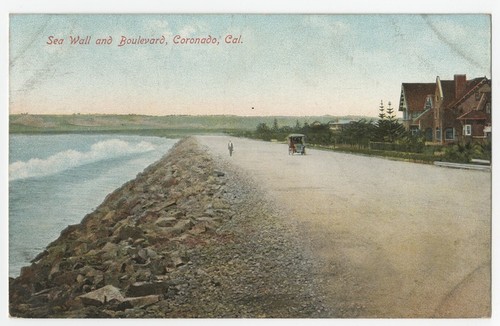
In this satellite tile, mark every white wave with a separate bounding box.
[10,139,156,181]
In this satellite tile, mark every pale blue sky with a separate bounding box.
[9,14,491,116]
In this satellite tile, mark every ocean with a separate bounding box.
[9,134,178,277]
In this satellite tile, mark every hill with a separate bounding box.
[9,114,375,136]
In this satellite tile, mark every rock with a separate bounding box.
[136,211,158,223]
[48,262,60,280]
[137,248,149,262]
[30,250,48,263]
[162,177,178,188]
[117,225,144,241]
[58,224,82,241]
[171,233,192,243]
[167,210,184,219]
[204,209,215,217]
[133,238,147,246]
[72,261,85,270]
[124,295,162,308]
[135,269,153,282]
[101,242,119,260]
[213,198,229,209]
[76,274,85,284]
[189,224,207,235]
[102,210,119,225]
[73,242,89,256]
[145,248,159,259]
[132,253,148,265]
[171,255,185,267]
[166,198,178,208]
[126,281,170,297]
[214,170,225,177]
[155,217,177,227]
[78,285,125,306]
[80,266,100,278]
[171,220,194,235]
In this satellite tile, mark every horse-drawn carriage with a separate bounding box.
[287,134,306,155]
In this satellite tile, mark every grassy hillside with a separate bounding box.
[9,114,374,136]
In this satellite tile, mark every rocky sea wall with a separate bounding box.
[9,137,329,318]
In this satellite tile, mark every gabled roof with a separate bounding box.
[457,110,488,120]
[438,80,457,108]
[400,76,491,115]
[448,77,490,109]
[400,83,435,113]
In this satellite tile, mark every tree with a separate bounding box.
[385,101,396,121]
[374,100,404,143]
[256,122,270,134]
[272,118,279,131]
[378,100,386,120]
[343,119,375,148]
[294,120,301,131]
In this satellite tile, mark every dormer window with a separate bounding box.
[475,92,481,100]
[425,96,433,110]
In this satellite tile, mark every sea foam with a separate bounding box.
[9,139,156,181]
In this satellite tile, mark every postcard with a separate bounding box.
[3,2,496,320]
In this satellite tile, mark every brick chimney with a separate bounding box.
[454,74,467,99]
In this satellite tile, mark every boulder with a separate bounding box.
[214,170,225,177]
[101,242,119,260]
[78,285,125,306]
[171,220,194,235]
[126,281,170,297]
[155,217,177,228]
[124,295,161,308]
[157,199,178,212]
[102,210,123,225]
[117,225,144,241]
[189,224,207,235]
[145,248,159,259]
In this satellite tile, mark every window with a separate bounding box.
[485,103,491,114]
[445,128,454,140]
[425,96,433,110]
[463,124,472,136]
[475,92,481,100]
[425,128,433,141]
[435,128,441,141]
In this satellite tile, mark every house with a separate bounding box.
[449,76,491,142]
[328,119,353,132]
[398,74,491,144]
[311,120,323,128]
[398,82,435,135]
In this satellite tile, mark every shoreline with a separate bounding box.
[9,137,328,318]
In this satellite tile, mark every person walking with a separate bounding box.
[228,140,234,157]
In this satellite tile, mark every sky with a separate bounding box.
[7,12,493,118]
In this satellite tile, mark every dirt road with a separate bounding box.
[197,135,491,317]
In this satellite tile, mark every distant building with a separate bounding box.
[328,119,353,132]
[398,74,491,144]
